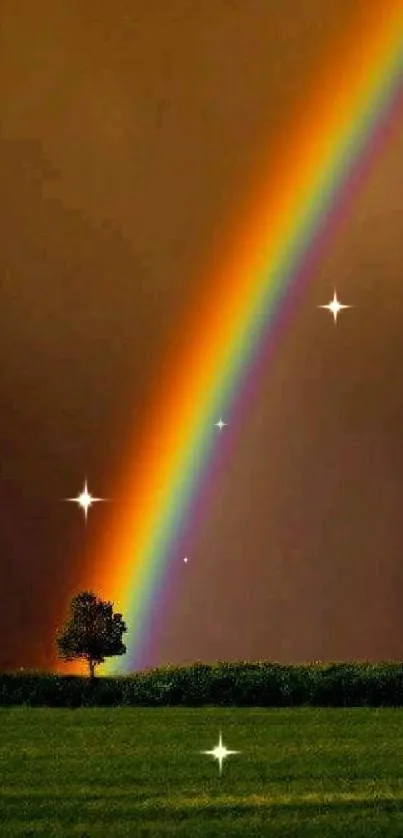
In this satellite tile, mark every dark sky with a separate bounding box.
[1,1,402,672]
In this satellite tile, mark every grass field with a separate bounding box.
[1,706,403,837]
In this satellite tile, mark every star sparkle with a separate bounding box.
[64,479,107,521]
[318,290,351,323]
[201,731,240,776]
[215,418,227,431]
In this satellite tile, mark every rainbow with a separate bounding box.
[74,2,402,675]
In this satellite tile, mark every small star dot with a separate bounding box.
[215,418,227,431]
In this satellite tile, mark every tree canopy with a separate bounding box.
[56,591,127,678]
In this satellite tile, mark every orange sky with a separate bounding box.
[1,0,402,672]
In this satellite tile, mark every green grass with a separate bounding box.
[1,707,403,836]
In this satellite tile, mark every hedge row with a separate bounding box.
[2,662,403,707]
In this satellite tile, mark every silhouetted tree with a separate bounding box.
[56,591,127,679]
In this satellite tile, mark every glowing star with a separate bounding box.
[215,418,227,431]
[318,290,351,323]
[183,557,188,563]
[201,731,240,776]
[64,479,107,521]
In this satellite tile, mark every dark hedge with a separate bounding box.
[1,662,403,707]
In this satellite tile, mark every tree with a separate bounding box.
[56,591,127,679]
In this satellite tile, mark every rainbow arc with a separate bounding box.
[61,1,403,675]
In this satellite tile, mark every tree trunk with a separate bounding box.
[88,658,96,680]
